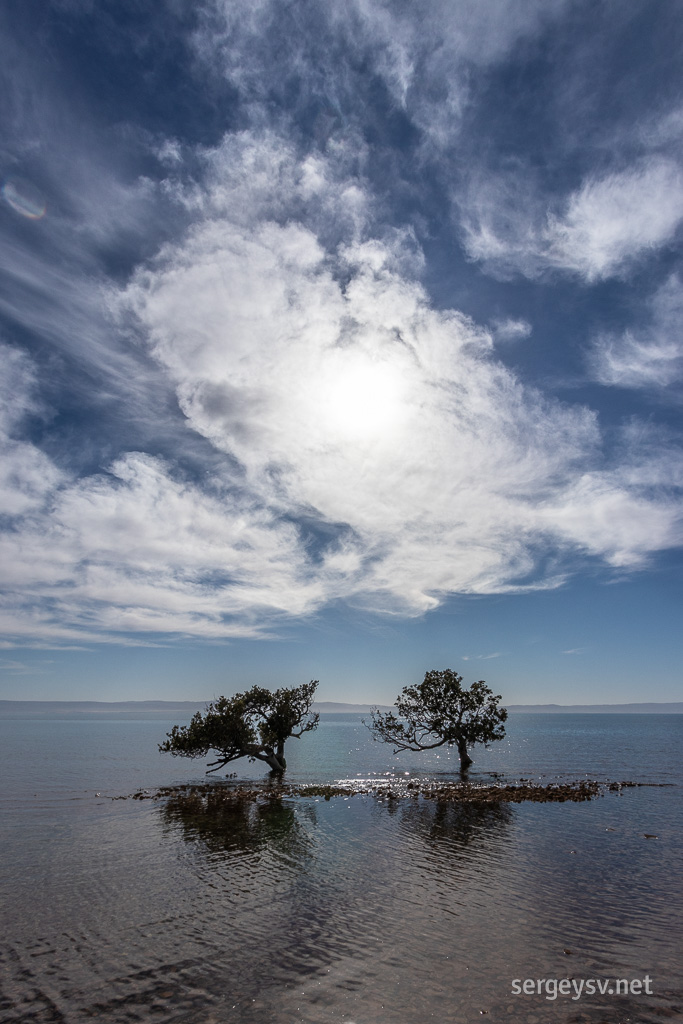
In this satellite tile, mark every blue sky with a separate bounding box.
[1,0,682,704]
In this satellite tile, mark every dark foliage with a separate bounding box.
[368,669,507,769]
[159,680,319,774]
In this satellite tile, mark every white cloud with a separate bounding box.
[122,140,597,611]
[0,344,64,516]
[636,104,683,150]
[0,344,40,435]
[538,459,683,568]
[0,449,327,643]
[460,159,683,282]
[547,160,683,281]
[491,318,532,343]
[118,135,682,619]
[2,136,683,644]
[193,0,571,151]
[457,165,554,279]
[0,342,325,642]
[590,274,683,388]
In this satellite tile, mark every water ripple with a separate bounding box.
[1,716,681,1022]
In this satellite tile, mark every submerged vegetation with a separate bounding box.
[126,778,643,807]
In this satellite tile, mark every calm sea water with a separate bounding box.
[0,713,681,1023]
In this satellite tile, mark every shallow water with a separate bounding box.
[1,714,681,1023]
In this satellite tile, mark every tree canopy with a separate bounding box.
[159,681,319,774]
[367,669,507,769]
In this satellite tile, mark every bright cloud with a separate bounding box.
[113,136,682,622]
[460,159,683,282]
[2,135,682,643]
[590,274,683,388]
[2,2,683,648]
[548,160,683,281]
[0,446,325,645]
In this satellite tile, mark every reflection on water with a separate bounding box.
[153,790,520,1022]
[161,787,317,861]
[3,788,679,1024]
[160,784,512,865]
[1,715,682,1023]
[397,795,513,850]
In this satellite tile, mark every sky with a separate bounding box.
[1,0,682,705]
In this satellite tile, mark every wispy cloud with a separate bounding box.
[491,319,532,344]
[460,158,683,282]
[0,345,65,516]
[590,274,683,388]
[193,0,571,153]
[1,2,683,648]
[548,160,683,281]
[0,659,52,675]
[2,131,682,643]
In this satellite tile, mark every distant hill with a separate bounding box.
[0,700,206,719]
[0,696,387,720]
[506,702,683,714]
[316,701,683,715]
[0,699,394,719]
[0,698,681,718]
[313,701,395,714]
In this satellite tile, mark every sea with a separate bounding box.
[0,712,681,1024]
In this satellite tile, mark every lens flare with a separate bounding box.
[2,177,46,219]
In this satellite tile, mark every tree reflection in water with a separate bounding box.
[154,787,518,1024]
[396,797,512,861]
[159,786,316,863]
[158,785,512,883]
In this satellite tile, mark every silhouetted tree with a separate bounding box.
[368,669,507,770]
[159,681,319,774]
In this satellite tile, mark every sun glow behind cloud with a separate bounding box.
[1,122,682,644]
[318,351,408,443]
[1,0,682,649]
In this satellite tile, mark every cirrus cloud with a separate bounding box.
[1,132,683,645]
[460,158,683,282]
[590,274,683,389]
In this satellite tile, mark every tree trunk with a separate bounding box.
[457,736,473,770]
[263,744,287,773]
